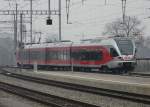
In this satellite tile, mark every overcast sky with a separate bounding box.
[0,0,150,42]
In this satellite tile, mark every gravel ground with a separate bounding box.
[0,73,150,107]
[0,90,50,107]
[10,68,150,96]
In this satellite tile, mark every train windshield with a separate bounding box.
[115,39,134,55]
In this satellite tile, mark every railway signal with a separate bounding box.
[1,0,62,49]
[47,0,52,25]
[47,18,52,25]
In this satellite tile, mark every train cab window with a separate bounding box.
[110,48,118,57]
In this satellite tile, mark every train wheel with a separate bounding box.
[76,67,80,71]
[122,69,128,74]
[101,66,109,73]
[73,67,78,71]
[79,67,85,72]
[68,67,71,71]
[85,68,91,72]
[88,68,91,72]
[84,68,90,72]
[63,67,67,71]
[113,69,120,74]
[17,63,21,68]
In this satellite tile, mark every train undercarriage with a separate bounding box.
[18,62,136,74]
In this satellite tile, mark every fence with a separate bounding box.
[134,58,150,72]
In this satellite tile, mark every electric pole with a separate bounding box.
[30,0,33,44]
[24,0,33,44]
[15,3,18,50]
[66,0,70,24]
[14,14,16,51]
[59,0,61,41]
[1,0,62,43]
[82,0,86,5]
[20,13,23,71]
[48,0,51,19]
[46,0,52,25]
[122,0,126,23]
[20,13,23,47]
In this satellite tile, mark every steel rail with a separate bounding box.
[128,72,150,78]
[136,58,150,60]
[1,68,150,105]
[0,81,98,107]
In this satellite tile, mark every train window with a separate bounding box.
[85,51,102,61]
[64,51,67,60]
[66,50,70,60]
[34,50,43,60]
[53,51,58,59]
[46,51,51,60]
[72,50,102,61]
[72,51,80,60]
[40,50,45,60]
[110,48,118,57]
[20,49,29,60]
[46,51,56,60]
[47,50,66,60]
[59,51,64,60]
[30,51,39,60]
[20,50,26,60]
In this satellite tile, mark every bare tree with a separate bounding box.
[103,16,145,37]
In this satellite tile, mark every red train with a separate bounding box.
[16,37,136,73]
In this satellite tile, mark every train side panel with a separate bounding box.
[71,46,112,68]
[45,47,71,66]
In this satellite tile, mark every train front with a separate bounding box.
[114,38,136,71]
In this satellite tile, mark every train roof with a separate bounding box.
[24,41,73,49]
[23,37,134,49]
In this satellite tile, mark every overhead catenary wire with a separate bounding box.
[37,0,148,30]
[0,0,148,41]
[0,0,145,24]
[22,0,138,25]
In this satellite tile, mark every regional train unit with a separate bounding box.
[16,37,137,73]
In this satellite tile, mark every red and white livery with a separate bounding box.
[16,37,136,73]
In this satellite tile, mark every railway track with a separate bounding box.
[1,68,150,105]
[0,81,98,107]
[2,65,150,77]
[128,72,150,78]
[119,71,150,78]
